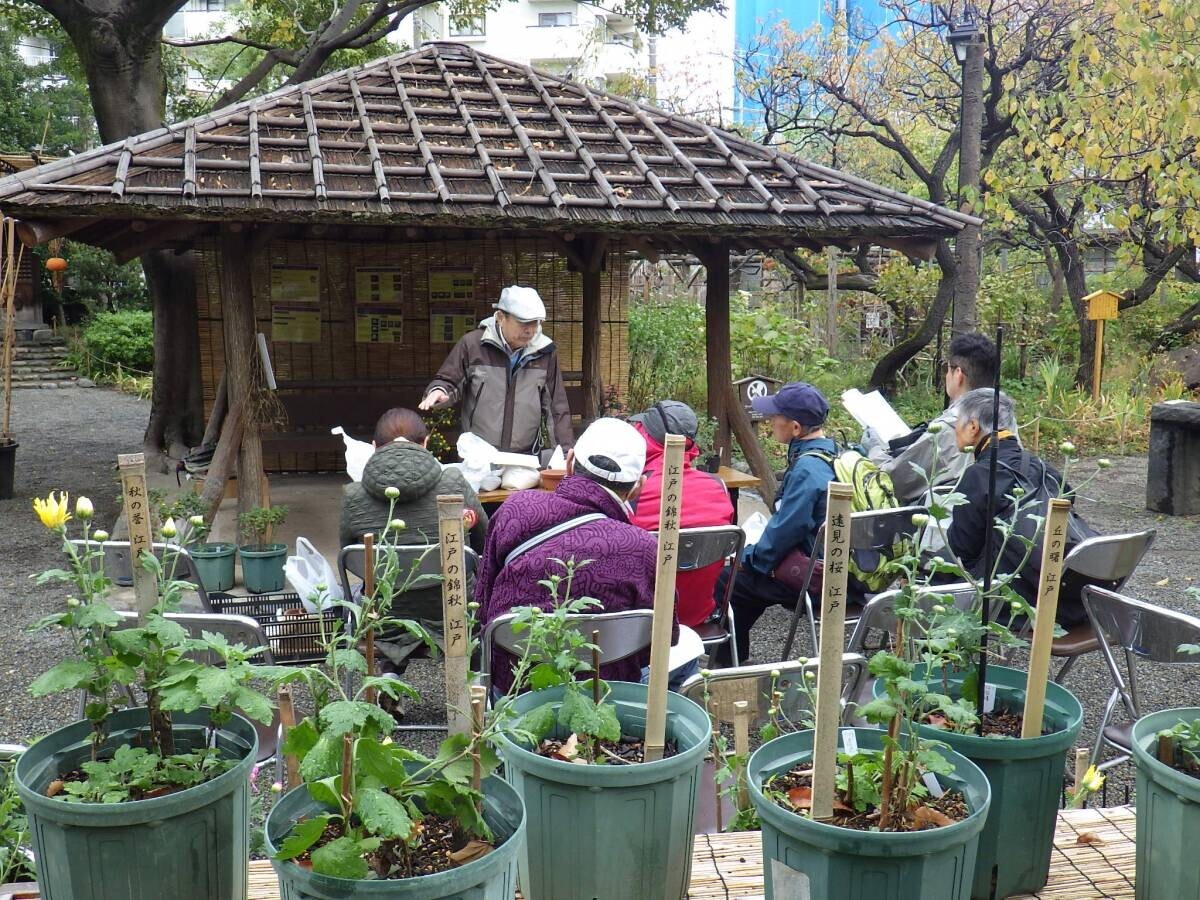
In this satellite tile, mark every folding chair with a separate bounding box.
[672,525,745,666]
[1083,585,1200,770]
[83,611,282,769]
[780,505,926,660]
[70,540,212,610]
[1043,530,1156,684]
[339,542,479,733]
[481,608,654,688]
[679,654,867,833]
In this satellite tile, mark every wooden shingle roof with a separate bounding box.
[0,43,975,250]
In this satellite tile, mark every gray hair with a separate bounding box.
[956,388,1016,437]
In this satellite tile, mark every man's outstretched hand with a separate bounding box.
[418,388,449,411]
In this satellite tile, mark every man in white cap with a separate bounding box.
[419,285,574,455]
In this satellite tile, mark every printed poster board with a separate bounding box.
[270,266,320,303]
[355,268,404,304]
[429,307,477,344]
[271,305,321,343]
[355,306,405,344]
[430,268,475,303]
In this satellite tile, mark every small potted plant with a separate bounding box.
[748,647,991,900]
[182,512,237,592]
[238,504,289,593]
[15,492,279,900]
[265,498,527,898]
[493,560,711,900]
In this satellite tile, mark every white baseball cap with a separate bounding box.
[572,418,647,485]
[495,285,546,322]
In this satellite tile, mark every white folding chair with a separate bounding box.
[1083,585,1200,770]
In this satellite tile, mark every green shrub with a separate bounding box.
[76,310,154,377]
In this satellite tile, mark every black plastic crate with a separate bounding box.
[208,591,344,664]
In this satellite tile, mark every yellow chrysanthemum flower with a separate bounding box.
[33,491,71,530]
[1081,765,1105,794]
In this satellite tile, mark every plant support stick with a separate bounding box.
[118,453,157,621]
[363,532,376,704]
[733,699,751,812]
[978,324,1005,734]
[278,685,300,789]
[437,494,471,735]
[1021,498,1072,738]
[811,481,854,820]
[644,435,685,762]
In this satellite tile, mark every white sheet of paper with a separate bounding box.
[841,388,911,444]
[741,511,769,546]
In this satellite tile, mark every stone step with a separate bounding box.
[10,376,94,389]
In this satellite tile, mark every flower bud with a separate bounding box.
[92,529,110,542]
[770,668,781,678]
[1060,441,1076,454]
[467,601,480,611]
[382,736,394,746]
[385,486,401,499]
[315,583,327,593]
[75,496,94,520]
[767,706,778,717]
[1098,458,1112,469]
[911,513,930,528]
[270,781,283,794]
[1012,486,1026,498]
[931,604,946,614]
[161,517,177,539]
[796,656,809,665]
[962,445,975,454]
[927,422,944,434]
[805,671,816,680]
[699,668,712,678]
[388,518,406,532]
[189,514,205,527]
[66,597,80,608]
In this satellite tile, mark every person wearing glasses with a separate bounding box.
[866,332,1001,504]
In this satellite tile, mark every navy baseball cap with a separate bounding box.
[751,381,829,425]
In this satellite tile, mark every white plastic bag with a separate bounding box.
[284,536,343,612]
[741,510,769,547]
[500,466,541,490]
[456,432,495,491]
[332,426,373,482]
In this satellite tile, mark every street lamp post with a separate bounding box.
[948,10,985,336]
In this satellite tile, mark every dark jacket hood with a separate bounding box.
[634,421,700,468]
[361,441,443,503]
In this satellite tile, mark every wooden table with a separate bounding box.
[478,465,761,507]
[244,805,1138,899]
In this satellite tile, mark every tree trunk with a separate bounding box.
[869,241,957,391]
[1055,243,1094,391]
[60,8,203,467]
[1043,244,1066,312]
[951,39,985,335]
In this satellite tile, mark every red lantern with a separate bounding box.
[45,257,68,272]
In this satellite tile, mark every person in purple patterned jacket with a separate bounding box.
[476,417,672,694]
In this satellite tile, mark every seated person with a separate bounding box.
[867,332,1001,505]
[340,407,488,673]
[628,400,736,628]
[947,388,1093,626]
[476,417,678,693]
[713,383,836,666]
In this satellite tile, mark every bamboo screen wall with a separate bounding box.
[196,234,630,471]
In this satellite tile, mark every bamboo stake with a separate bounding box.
[278,685,300,790]
[118,453,157,621]
[713,721,724,832]
[1,217,24,443]
[810,482,854,821]
[341,733,354,811]
[732,700,751,812]
[1157,734,1174,766]
[1021,498,1072,739]
[363,533,376,704]
[470,683,487,803]
[644,434,686,762]
[1073,747,1089,806]
[437,494,470,735]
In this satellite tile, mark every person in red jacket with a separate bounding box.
[628,401,736,627]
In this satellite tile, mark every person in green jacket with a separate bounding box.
[339,407,488,675]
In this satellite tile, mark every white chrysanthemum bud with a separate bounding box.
[385,486,401,499]
[161,518,177,539]
[75,497,94,520]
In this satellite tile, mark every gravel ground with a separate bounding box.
[2,387,1198,808]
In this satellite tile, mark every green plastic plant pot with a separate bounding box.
[496,681,710,900]
[1131,707,1200,900]
[874,664,1083,899]
[15,706,258,900]
[748,727,990,900]
[239,543,287,593]
[191,542,237,592]
[264,774,525,899]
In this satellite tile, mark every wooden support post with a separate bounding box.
[341,733,354,811]
[118,453,158,621]
[363,533,376,704]
[825,246,839,356]
[644,435,686,762]
[579,237,607,423]
[727,395,778,507]
[1022,498,1073,738]
[200,369,229,450]
[198,402,244,522]
[1073,747,1089,805]
[437,495,471,735]
[1092,319,1105,402]
[218,228,267,532]
[703,241,732,465]
[811,482,854,820]
[278,685,300,790]
[732,699,751,812]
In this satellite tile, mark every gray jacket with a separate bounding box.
[425,316,574,454]
[868,404,967,505]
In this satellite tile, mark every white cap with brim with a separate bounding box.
[573,418,646,485]
[495,285,546,322]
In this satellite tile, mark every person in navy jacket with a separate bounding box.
[712,382,836,665]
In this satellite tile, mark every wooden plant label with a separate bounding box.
[1021,498,1072,739]
[437,494,470,735]
[644,435,686,762]
[117,453,157,620]
[811,481,854,820]
[733,699,751,811]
